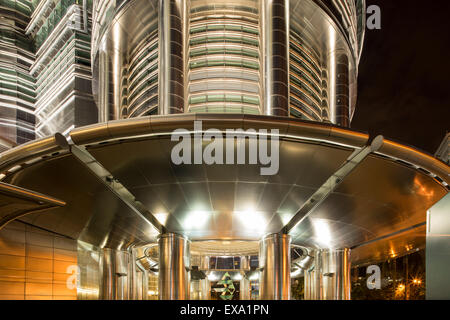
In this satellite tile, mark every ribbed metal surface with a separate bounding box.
[0,0,36,146]
[188,0,262,114]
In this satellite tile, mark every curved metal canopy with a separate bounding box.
[0,114,448,264]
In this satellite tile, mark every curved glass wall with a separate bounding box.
[187,0,261,114]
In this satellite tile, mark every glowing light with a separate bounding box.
[248,272,259,281]
[183,211,209,229]
[234,209,267,234]
[390,248,396,258]
[233,273,243,281]
[312,219,332,248]
[395,284,405,296]
[154,212,168,225]
[207,271,220,282]
[77,287,99,295]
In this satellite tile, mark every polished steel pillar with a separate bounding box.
[240,276,251,300]
[100,248,115,300]
[262,0,290,116]
[304,248,351,300]
[158,233,191,300]
[158,0,185,114]
[241,256,250,271]
[200,256,210,270]
[130,248,149,300]
[321,248,351,300]
[259,233,291,299]
[99,248,130,300]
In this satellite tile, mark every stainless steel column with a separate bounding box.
[158,0,185,114]
[240,276,251,300]
[115,250,129,300]
[259,233,291,300]
[261,0,290,116]
[158,233,191,299]
[100,248,115,300]
[320,248,351,300]
[200,278,211,300]
[99,248,130,300]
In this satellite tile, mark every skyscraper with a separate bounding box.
[92,0,365,126]
[1,0,366,152]
[0,0,97,151]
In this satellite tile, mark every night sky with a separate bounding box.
[352,0,450,154]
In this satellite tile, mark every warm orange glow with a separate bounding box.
[395,284,405,296]
[390,248,396,258]
[413,176,435,198]
[412,278,422,285]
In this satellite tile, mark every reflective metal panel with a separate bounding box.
[259,233,291,300]
[159,233,190,299]
[0,115,448,268]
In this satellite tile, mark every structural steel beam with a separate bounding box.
[0,181,66,230]
[70,144,166,234]
[282,135,384,234]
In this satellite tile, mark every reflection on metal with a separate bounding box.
[426,193,450,299]
[99,248,130,300]
[351,224,426,267]
[90,0,365,125]
[240,276,251,300]
[69,143,164,233]
[259,233,291,300]
[159,233,191,299]
[158,0,184,114]
[0,115,448,266]
[304,248,350,300]
[321,249,351,300]
[291,245,313,278]
[0,181,66,230]
[283,135,384,234]
[262,0,289,116]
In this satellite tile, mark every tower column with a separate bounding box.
[158,0,185,114]
[158,233,191,300]
[262,0,290,116]
[259,233,291,299]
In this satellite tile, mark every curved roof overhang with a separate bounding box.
[0,114,448,264]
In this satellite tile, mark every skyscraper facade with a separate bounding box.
[92,0,365,126]
[0,0,97,151]
[0,0,366,149]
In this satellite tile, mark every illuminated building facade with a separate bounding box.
[0,0,97,151]
[0,0,35,151]
[92,0,365,125]
[0,0,449,302]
